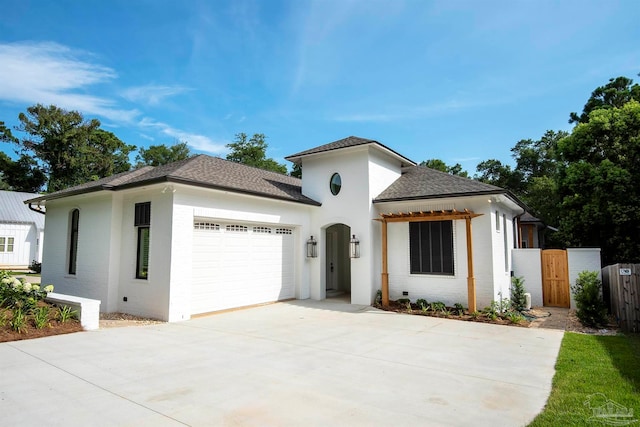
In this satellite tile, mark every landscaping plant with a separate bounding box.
[510,276,527,312]
[571,271,608,327]
[58,305,78,323]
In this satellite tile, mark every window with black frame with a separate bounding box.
[68,209,79,275]
[134,202,151,279]
[409,221,454,275]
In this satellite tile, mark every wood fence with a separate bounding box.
[601,263,640,332]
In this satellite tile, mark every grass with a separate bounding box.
[7,271,41,277]
[529,332,640,426]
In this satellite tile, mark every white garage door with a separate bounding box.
[191,220,296,314]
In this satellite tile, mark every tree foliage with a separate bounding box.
[420,159,469,177]
[226,133,287,174]
[557,100,640,263]
[0,152,46,193]
[569,75,640,124]
[12,104,135,192]
[290,162,302,178]
[136,141,192,167]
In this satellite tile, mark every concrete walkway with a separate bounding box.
[0,300,564,426]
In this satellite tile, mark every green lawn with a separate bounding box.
[529,332,640,426]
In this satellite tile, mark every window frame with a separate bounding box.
[68,209,80,275]
[134,202,151,280]
[409,220,454,276]
[136,226,150,279]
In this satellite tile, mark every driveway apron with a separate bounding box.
[0,300,563,426]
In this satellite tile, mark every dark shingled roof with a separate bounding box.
[374,165,512,202]
[285,135,415,166]
[520,212,542,223]
[26,155,321,206]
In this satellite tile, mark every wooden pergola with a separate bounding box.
[376,209,483,312]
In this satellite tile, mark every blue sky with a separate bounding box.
[1,0,639,174]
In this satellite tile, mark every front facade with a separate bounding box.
[0,190,45,269]
[29,137,525,321]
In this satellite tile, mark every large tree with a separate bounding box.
[226,133,287,174]
[557,100,640,264]
[420,159,469,177]
[12,104,135,192]
[569,75,640,124]
[0,152,46,193]
[136,141,192,167]
[474,159,525,194]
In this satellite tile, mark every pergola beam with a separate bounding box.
[377,209,482,311]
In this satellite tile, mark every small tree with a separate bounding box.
[510,276,527,312]
[571,271,608,327]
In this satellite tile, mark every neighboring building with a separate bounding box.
[26,136,526,321]
[0,190,45,269]
[517,212,555,249]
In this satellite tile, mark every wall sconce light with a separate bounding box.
[306,236,318,258]
[349,234,360,258]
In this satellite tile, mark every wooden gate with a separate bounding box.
[541,250,570,307]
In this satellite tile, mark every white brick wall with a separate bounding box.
[512,249,543,307]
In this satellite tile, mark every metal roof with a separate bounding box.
[0,190,45,229]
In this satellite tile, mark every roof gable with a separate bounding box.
[285,136,415,166]
[26,156,320,206]
[374,165,509,202]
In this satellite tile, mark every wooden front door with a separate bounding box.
[541,250,570,307]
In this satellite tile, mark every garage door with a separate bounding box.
[191,220,296,314]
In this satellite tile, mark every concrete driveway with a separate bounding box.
[0,300,564,426]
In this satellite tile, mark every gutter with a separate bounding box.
[28,203,46,215]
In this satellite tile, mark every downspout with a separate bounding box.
[514,212,525,249]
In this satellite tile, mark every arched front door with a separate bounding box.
[325,224,351,298]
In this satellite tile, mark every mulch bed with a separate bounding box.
[0,317,83,343]
[378,300,529,327]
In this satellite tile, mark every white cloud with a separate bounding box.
[121,84,190,105]
[0,41,139,122]
[139,118,227,154]
[0,40,224,154]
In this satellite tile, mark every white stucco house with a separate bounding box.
[26,136,528,321]
[0,190,45,269]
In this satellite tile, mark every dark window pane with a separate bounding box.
[136,227,150,279]
[408,220,454,275]
[69,209,79,275]
[135,202,151,226]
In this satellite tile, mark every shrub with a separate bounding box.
[510,276,527,312]
[397,298,410,305]
[429,301,446,313]
[374,290,382,306]
[33,306,51,329]
[0,271,52,311]
[416,298,428,310]
[505,311,525,324]
[10,308,27,333]
[58,305,78,323]
[571,271,608,327]
[453,303,465,316]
